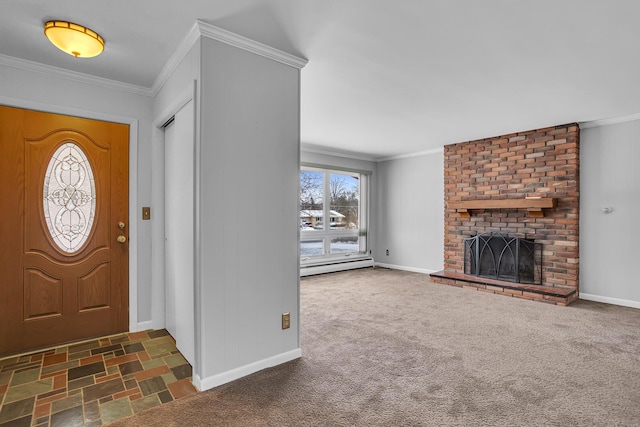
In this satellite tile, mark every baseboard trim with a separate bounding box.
[374,263,436,275]
[300,258,374,276]
[194,348,302,391]
[580,293,640,309]
[135,321,154,332]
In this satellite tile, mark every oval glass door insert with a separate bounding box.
[43,142,96,253]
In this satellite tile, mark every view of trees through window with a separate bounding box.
[300,167,362,257]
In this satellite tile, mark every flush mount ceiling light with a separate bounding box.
[44,21,104,58]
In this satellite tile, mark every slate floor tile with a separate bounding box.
[78,355,103,367]
[100,397,132,424]
[9,368,40,387]
[0,358,19,369]
[143,337,176,358]
[147,330,169,338]
[90,344,123,356]
[109,335,130,344]
[164,353,188,368]
[0,372,12,386]
[0,329,195,426]
[50,393,82,415]
[167,378,197,399]
[67,376,94,392]
[158,389,173,404]
[83,400,100,422]
[126,331,149,341]
[141,359,165,370]
[139,377,166,396]
[161,373,177,385]
[34,415,50,426]
[42,354,66,368]
[66,350,91,362]
[67,341,99,354]
[82,378,125,402]
[124,378,138,390]
[0,397,34,424]
[118,360,143,376]
[49,405,83,427]
[67,362,105,381]
[3,380,52,404]
[171,364,192,380]
[131,394,161,414]
[123,342,144,354]
[134,365,169,382]
[0,414,32,427]
[41,361,79,376]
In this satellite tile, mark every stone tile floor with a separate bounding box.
[0,330,198,426]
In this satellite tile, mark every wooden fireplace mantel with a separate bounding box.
[448,198,557,218]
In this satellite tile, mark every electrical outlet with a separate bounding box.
[282,312,290,330]
[386,249,389,256]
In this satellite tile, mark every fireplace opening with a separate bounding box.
[464,232,542,284]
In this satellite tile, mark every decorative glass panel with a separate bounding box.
[43,142,96,253]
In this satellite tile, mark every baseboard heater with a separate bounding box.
[300,256,374,277]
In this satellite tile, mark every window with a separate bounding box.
[300,165,369,260]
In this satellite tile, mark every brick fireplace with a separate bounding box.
[430,123,580,305]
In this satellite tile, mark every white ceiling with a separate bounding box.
[2,0,640,159]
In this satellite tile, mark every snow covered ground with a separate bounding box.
[300,240,358,257]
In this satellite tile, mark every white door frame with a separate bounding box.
[151,81,198,365]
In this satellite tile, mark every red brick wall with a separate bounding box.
[443,123,580,290]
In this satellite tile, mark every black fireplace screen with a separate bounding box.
[464,232,542,284]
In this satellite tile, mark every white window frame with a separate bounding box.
[300,164,370,265]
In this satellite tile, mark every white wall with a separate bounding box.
[580,120,640,308]
[0,61,154,328]
[197,37,302,389]
[375,151,444,273]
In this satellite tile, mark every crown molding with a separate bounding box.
[195,20,308,70]
[580,112,640,129]
[150,21,308,96]
[377,147,444,162]
[301,143,446,163]
[0,53,153,97]
[150,22,201,97]
[301,143,378,162]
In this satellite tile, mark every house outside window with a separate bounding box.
[300,165,369,260]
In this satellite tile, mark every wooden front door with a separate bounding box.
[0,106,129,356]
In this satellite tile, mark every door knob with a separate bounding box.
[117,235,127,243]
[118,222,126,229]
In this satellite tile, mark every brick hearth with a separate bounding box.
[430,123,580,305]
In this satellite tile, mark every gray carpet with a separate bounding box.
[110,267,640,426]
